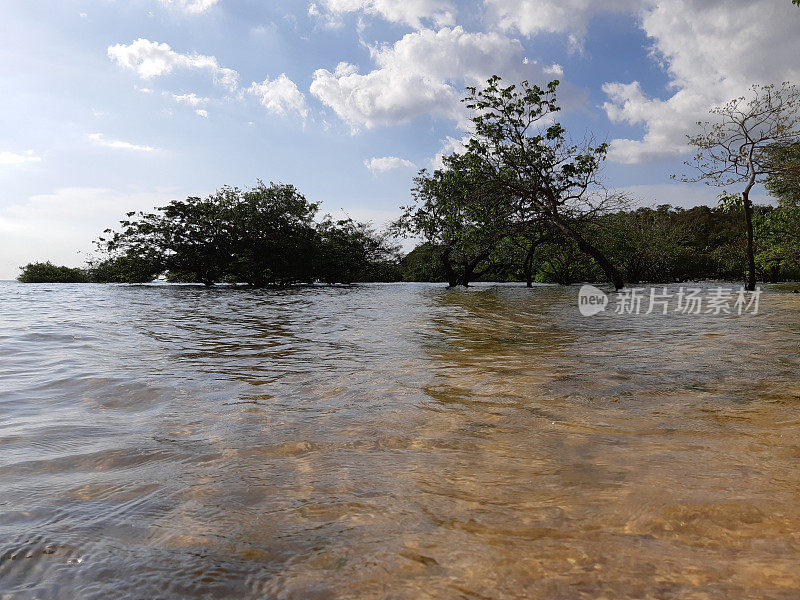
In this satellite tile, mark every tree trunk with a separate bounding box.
[524,241,536,287]
[461,265,475,287]
[554,220,624,290]
[742,189,757,291]
[441,247,458,287]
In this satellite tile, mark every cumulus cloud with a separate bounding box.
[0,150,42,166]
[248,74,309,119]
[485,0,638,45]
[195,109,209,118]
[602,0,800,164]
[364,156,416,173]
[310,26,562,130]
[157,0,221,13]
[107,38,239,91]
[87,133,157,152]
[314,0,455,28]
[430,134,473,168]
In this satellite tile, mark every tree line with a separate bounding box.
[20,183,400,285]
[393,77,800,289]
[18,76,800,288]
[18,201,800,286]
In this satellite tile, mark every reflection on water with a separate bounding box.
[1,281,799,599]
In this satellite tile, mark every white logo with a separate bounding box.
[578,284,608,316]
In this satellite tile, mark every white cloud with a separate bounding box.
[196,109,209,118]
[248,74,309,119]
[310,26,561,130]
[107,38,239,91]
[0,187,175,280]
[170,92,209,106]
[364,156,416,173]
[0,151,42,166]
[431,134,472,168]
[156,0,221,14]
[485,0,637,44]
[315,0,455,28]
[602,0,800,164]
[87,133,157,152]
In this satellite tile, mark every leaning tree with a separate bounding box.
[683,82,800,290]
[463,76,626,290]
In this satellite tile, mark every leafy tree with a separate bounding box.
[228,183,319,286]
[98,191,238,286]
[97,182,399,286]
[462,76,626,289]
[316,217,400,284]
[86,255,160,283]
[395,151,515,287]
[762,141,800,206]
[682,82,800,290]
[18,262,88,283]
[534,237,598,285]
[399,243,448,282]
[599,206,694,284]
[754,205,800,282]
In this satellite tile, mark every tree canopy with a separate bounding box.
[18,262,88,283]
[96,182,398,286]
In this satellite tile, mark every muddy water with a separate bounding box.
[1,281,799,599]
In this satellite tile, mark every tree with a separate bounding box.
[97,182,400,286]
[600,206,694,284]
[683,82,800,290]
[399,243,448,282]
[99,183,319,286]
[395,151,516,287]
[316,217,400,284]
[228,183,319,286]
[534,236,598,285]
[99,190,240,286]
[754,205,800,282]
[762,141,800,206]
[86,255,160,283]
[509,221,553,287]
[18,262,88,283]
[462,76,626,289]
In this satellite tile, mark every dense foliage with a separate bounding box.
[18,262,89,283]
[92,182,400,286]
[763,142,800,206]
[393,204,800,286]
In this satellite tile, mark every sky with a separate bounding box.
[1,0,800,279]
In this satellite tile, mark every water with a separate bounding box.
[1,281,799,599]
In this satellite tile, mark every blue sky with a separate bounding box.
[2,0,799,278]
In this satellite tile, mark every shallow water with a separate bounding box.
[1,281,799,599]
